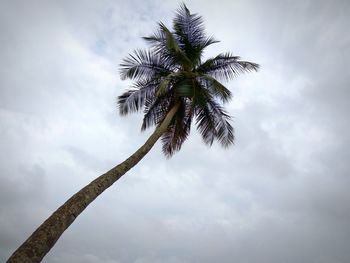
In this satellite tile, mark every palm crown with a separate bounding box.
[118,4,259,157]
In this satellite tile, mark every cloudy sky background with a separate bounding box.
[1,0,350,262]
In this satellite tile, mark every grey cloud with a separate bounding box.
[1,0,350,262]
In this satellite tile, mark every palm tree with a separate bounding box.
[7,4,259,263]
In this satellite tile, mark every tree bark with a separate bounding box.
[7,103,180,263]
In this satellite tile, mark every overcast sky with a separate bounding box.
[1,0,350,262]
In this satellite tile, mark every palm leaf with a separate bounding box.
[119,49,171,80]
[197,53,259,81]
[158,22,192,69]
[207,100,234,147]
[173,4,219,66]
[117,79,159,115]
[197,74,232,103]
[195,102,216,146]
[195,97,234,147]
[141,95,172,131]
[161,100,193,157]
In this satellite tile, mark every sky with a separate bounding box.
[1,0,350,262]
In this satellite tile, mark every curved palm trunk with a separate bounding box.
[7,103,180,263]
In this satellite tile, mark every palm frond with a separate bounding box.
[117,79,159,115]
[201,35,220,49]
[141,95,171,131]
[195,98,234,147]
[197,74,232,103]
[207,100,234,147]
[173,4,219,66]
[173,4,206,47]
[155,22,192,69]
[195,102,216,146]
[197,53,259,81]
[161,100,193,157]
[143,27,166,53]
[119,49,171,80]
